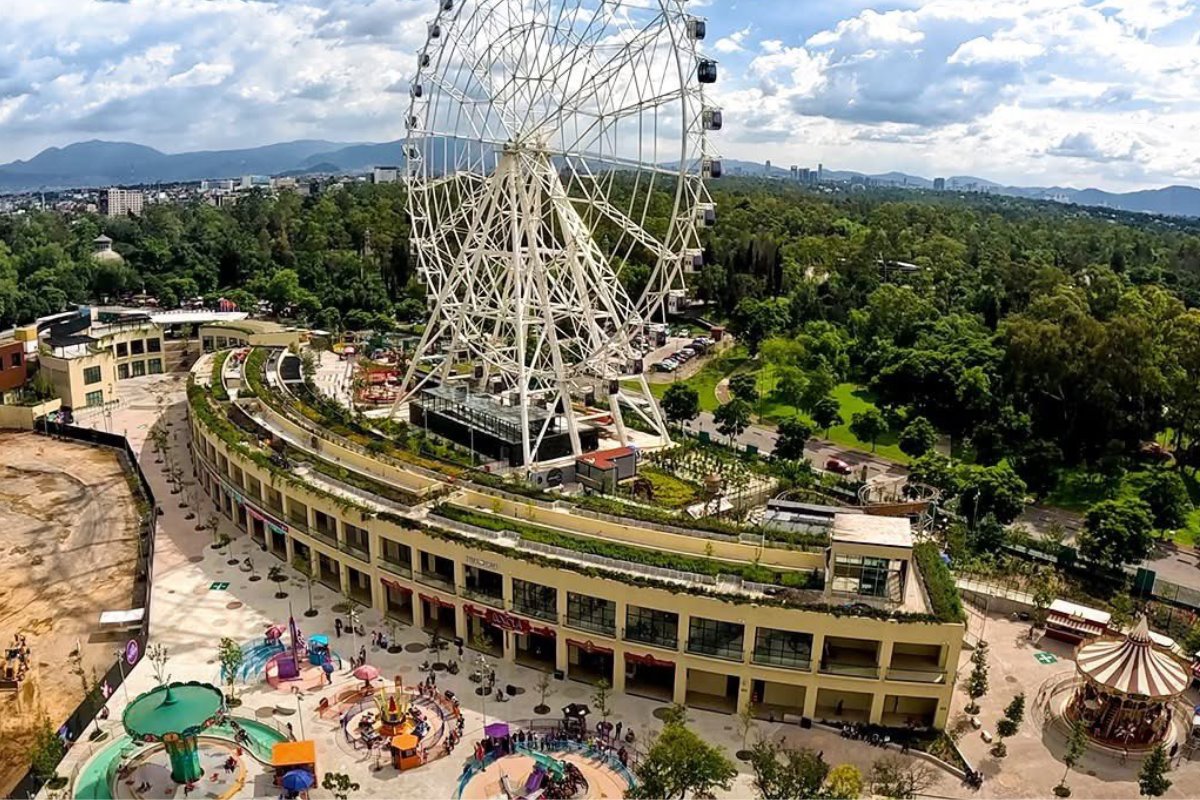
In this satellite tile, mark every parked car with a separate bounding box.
[824,458,853,476]
[654,359,678,372]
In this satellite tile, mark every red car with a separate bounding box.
[824,458,853,476]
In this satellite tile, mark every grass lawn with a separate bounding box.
[1047,465,1200,547]
[638,347,750,412]
[638,467,702,508]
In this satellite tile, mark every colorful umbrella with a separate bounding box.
[353,664,380,685]
[265,624,286,640]
[281,769,314,792]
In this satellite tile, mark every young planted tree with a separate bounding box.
[28,712,66,787]
[293,556,319,617]
[825,763,865,800]
[592,679,612,728]
[148,643,171,685]
[748,740,829,800]
[964,640,989,715]
[736,703,757,759]
[533,671,555,715]
[869,756,937,800]
[1056,718,1088,797]
[205,513,222,549]
[849,409,888,452]
[627,715,736,800]
[811,396,843,438]
[774,417,813,461]
[714,397,752,445]
[268,565,288,599]
[661,383,700,432]
[218,637,244,705]
[992,692,1025,757]
[728,373,759,406]
[1138,743,1172,797]
[322,771,361,800]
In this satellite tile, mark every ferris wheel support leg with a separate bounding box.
[608,391,630,447]
[636,373,673,448]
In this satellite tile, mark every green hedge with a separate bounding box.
[913,541,965,624]
[434,504,821,589]
[211,350,230,402]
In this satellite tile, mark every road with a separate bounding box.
[690,411,907,481]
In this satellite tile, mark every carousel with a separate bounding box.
[1065,617,1190,750]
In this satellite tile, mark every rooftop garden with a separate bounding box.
[433,503,822,590]
[912,541,966,624]
[210,350,230,402]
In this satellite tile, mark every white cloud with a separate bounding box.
[712,26,750,54]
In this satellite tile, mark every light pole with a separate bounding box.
[476,650,490,727]
[112,648,131,703]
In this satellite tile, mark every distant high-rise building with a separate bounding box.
[101,188,143,218]
[373,166,400,185]
[933,177,946,191]
[764,160,772,176]
[790,165,799,181]
[817,163,824,182]
[799,168,811,185]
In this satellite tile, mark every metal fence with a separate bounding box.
[11,424,159,798]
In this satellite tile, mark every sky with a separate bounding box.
[1,0,1199,191]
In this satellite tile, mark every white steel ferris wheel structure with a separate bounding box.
[394,0,722,469]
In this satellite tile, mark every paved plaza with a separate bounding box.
[43,374,1200,799]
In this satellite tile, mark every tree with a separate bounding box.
[1013,439,1063,500]
[1138,743,1172,797]
[1140,469,1192,533]
[774,417,813,461]
[1056,718,1088,796]
[869,756,937,799]
[964,640,989,715]
[218,637,244,704]
[811,396,843,437]
[730,296,789,356]
[322,771,361,800]
[661,383,700,431]
[729,373,759,405]
[825,763,864,800]
[773,365,808,413]
[592,679,612,727]
[533,671,555,715]
[714,397,752,444]
[267,565,288,599]
[849,410,887,452]
[747,739,828,800]
[628,716,737,799]
[899,416,938,459]
[148,643,170,685]
[205,513,221,548]
[293,556,318,617]
[992,692,1025,757]
[957,463,1027,527]
[1079,498,1154,573]
[28,712,65,784]
[736,703,757,756]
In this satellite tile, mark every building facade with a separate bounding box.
[189,352,966,729]
[102,188,144,218]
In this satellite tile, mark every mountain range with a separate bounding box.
[5,139,1200,219]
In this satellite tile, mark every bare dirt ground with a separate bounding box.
[0,432,140,796]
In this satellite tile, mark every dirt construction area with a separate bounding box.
[0,432,141,795]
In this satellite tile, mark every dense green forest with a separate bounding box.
[3,179,1200,550]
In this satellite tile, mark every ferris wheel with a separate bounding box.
[394,0,722,468]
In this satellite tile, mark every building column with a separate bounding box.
[868,691,886,725]
[454,604,468,645]
[877,640,894,681]
[673,660,688,706]
[555,634,568,675]
[612,645,626,693]
[810,632,826,674]
[802,684,818,720]
[413,593,426,630]
[339,560,351,598]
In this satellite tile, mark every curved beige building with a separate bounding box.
[189,347,965,729]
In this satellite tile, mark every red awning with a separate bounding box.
[625,652,674,668]
[380,577,411,593]
[464,604,487,619]
[566,639,613,655]
[529,626,556,638]
[418,593,455,609]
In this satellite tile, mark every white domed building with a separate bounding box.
[92,234,123,263]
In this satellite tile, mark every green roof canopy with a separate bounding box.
[122,681,225,740]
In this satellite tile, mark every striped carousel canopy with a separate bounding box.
[1075,617,1190,700]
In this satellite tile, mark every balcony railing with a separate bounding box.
[686,640,745,662]
[885,666,947,684]
[565,616,617,638]
[819,661,880,679]
[379,558,413,579]
[751,651,813,671]
[415,571,457,594]
[512,603,558,623]
[339,541,370,563]
[462,585,505,607]
[623,628,678,651]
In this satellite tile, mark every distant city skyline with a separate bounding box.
[2,1,1199,192]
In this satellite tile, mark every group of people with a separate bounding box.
[370,629,392,650]
[333,617,366,638]
[3,633,31,683]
